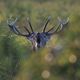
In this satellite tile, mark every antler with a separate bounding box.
[26,18,34,33]
[7,16,69,50]
[7,17,30,37]
[43,16,51,32]
[46,17,69,35]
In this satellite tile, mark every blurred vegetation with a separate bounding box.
[0,0,80,80]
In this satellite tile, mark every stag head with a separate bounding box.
[7,16,69,51]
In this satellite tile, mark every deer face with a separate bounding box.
[27,32,50,50]
[7,16,69,51]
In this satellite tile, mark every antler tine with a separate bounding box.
[27,18,34,33]
[43,16,51,32]
[24,26,31,35]
[47,17,69,35]
[24,18,32,35]
[7,17,18,26]
[7,17,28,36]
[47,25,56,33]
[57,17,69,28]
[14,17,18,23]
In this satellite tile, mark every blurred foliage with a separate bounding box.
[0,0,80,80]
